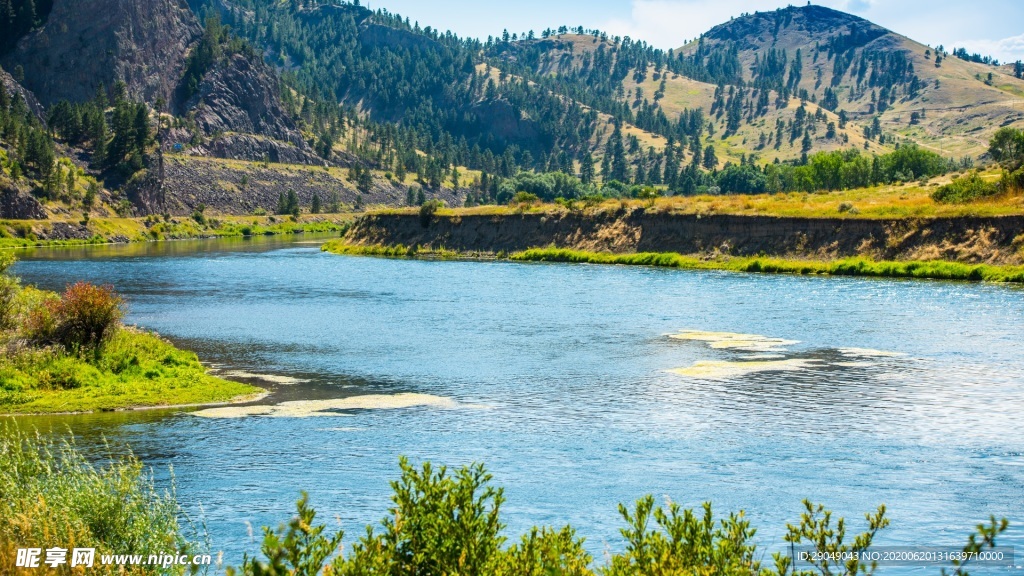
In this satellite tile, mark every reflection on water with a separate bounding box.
[7,238,1024,571]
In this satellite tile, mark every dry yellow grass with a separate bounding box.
[373,169,1023,220]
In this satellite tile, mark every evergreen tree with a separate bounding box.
[702,145,718,170]
[579,153,595,184]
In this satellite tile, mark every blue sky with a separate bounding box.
[363,0,1024,62]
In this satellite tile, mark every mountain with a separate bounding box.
[2,0,1024,221]
[677,5,1024,157]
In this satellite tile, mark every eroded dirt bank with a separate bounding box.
[346,209,1024,264]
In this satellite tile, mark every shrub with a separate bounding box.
[419,199,445,228]
[231,459,1009,576]
[931,172,1001,203]
[512,191,540,205]
[26,282,125,356]
[0,253,17,330]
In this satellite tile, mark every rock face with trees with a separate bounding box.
[2,0,200,107]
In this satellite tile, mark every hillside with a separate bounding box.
[1,0,1023,224]
[678,5,1024,157]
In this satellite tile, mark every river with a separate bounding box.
[8,236,1024,570]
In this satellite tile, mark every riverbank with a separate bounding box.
[323,241,1024,282]
[0,326,264,415]
[0,213,352,249]
[327,204,1024,282]
[0,253,262,415]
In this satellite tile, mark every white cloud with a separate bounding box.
[844,0,872,12]
[950,33,1024,63]
[600,0,872,49]
[599,0,1023,61]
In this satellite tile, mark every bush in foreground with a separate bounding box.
[232,457,1008,576]
[0,433,1007,576]
[24,282,125,357]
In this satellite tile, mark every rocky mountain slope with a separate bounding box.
[2,0,201,107]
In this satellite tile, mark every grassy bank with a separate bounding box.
[0,255,260,415]
[511,248,1024,283]
[323,241,1024,283]
[0,214,351,250]
[371,168,1024,220]
[322,241,469,259]
[0,326,262,414]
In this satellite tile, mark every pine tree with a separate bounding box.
[310,192,322,214]
[91,113,108,168]
[580,153,595,184]
[132,104,150,154]
[702,145,717,170]
[286,189,299,217]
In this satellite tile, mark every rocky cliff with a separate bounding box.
[124,155,464,216]
[177,53,321,164]
[0,66,45,121]
[3,0,201,106]
[347,210,1024,265]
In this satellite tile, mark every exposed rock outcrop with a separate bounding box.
[3,0,201,106]
[176,52,321,163]
[134,156,461,216]
[0,66,45,122]
[0,184,47,220]
[185,54,302,145]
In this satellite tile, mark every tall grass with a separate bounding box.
[0,426,204,575]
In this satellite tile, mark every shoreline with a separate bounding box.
[323,241,1024,283]
[1,390,270,418]
[0,214,352,250]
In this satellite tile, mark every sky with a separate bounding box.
[362,0,1024,63]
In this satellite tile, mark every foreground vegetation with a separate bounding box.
[0,430,1007,576]
[0,427,206,575]
[0,254,259,414]
[234,457,1007,575]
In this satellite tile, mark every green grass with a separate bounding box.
[510,248,1024,283]
[321,240,468,259]
[0,426,206,574]
[0,215,351,250]
[0,328,262,414]
[322,241,1024,283]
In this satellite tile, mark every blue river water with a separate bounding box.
[8,236,1024,571]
